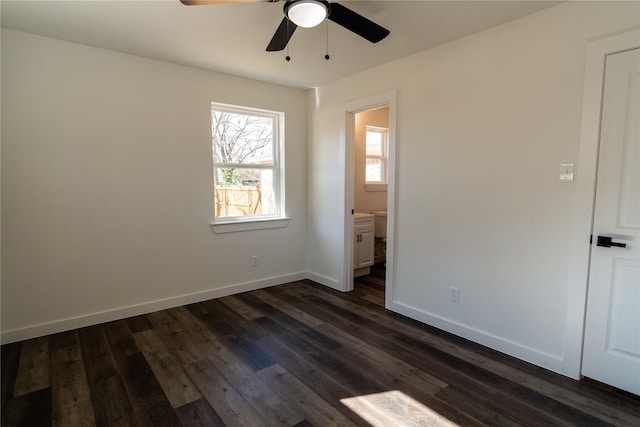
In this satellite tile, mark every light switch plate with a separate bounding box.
[559,163,575,183]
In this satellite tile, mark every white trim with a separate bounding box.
[306,271,341,290]
[211,217,290,233]
[342,90,397,296]
[364,125,389,184]
[211,102,285,223]
[365,183,388,192]
[389,299,565,375]
[564,29,640,380]
[0,271,306,344]
[344,111,356,292]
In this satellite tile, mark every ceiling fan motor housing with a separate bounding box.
[284,0,330,28]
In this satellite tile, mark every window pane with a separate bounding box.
[366,130,383,156]
[212,111,273,165]
[214,168,275,218]
[366,158,383,182]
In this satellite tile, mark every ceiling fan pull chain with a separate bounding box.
[325,18,330,60]
[285,19,292,61]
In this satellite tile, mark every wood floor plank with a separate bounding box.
[174,398,226,427]
[13,336,50,396]
[50,330,81,350]
[245,290,448,397]
[116,352,183,426]
[247,289,488,426]
[218,293,267,320]
[436,384,564,426]
[125,314,154,333]
[315,319,445,390]
[255,363,358,427]
[190,301,276,372]
[494,385,617,426]
[1,341,21,417]
[79,325,137,427]
[103,320,141,358]
[50,331,96,427]
[240,318,372,427]
[189,320,306,426]
[254,314,386,397]
[184,358,270,427]
[250,288,325,327]
[359,292,385,306]
[155,304,305,426]
[320,324,459,400]
[89,374,138,427]
[103,320,182,427]
[340,389,463,427]
[147,307,216,364]
[236,292,343,352]
[1,387,52,427]
[249,286,484,426]
[133,328,202,408]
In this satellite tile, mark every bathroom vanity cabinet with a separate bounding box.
[354,214,375,275]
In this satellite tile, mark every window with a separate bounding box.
[211,103,287,231]
[365,126,388,189]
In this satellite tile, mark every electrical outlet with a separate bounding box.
[251,255,259,267]
[449,287,459,303]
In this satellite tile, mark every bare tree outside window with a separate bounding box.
[211,104,282,220]
[212,111,273,184]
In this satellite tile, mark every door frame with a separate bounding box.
[342,90,397,302]
[564,29,640,380]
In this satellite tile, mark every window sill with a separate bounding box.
[365,183,388,192]
[211,217,290,234]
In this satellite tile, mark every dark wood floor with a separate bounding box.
[2,264,639,426]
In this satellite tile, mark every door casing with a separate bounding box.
[565,29,640,380]
[342,90,397,305]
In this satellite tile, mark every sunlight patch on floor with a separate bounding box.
[341,390,459,427]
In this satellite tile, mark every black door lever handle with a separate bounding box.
[597,235,627,248]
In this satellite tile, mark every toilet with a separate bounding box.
[373,211,387,263]
[373,211,387,238]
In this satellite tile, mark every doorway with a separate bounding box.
[581,46,640,396]
[342,91,396,308]
[569,29,640,395]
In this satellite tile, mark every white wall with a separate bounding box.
[354,107,389,215]
[1,29,308,342]
[306,1,640,377]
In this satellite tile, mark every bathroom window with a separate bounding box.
[211,103,288,233]
[365,126,388,190]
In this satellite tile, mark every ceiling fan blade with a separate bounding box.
[266,18,297,51]
[328,3,389,43]
[180,0,273,5]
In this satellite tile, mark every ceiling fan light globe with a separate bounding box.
[286,0,328,28]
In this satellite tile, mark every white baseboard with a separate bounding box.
[387,299,565,376]
[0,271,307,344]
[1,271,567,381]
[306,271,341,290]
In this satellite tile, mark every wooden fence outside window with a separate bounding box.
[215,186,262,217]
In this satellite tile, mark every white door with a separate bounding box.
[582,47,640,395]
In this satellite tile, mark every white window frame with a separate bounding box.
[365,125,389,192]
[210,102,289,233]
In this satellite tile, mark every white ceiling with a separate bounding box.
[1,0,560,88]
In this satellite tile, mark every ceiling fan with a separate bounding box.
[180,0,390,52]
